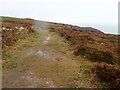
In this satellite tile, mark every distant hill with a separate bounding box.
[47,22,103,33]
[80,27,103,33]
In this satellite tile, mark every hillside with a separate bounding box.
[1,16,120,88]
[49,22,119,65]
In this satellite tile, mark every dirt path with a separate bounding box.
[3,21,59,88]
[19,33,57,88]
[20,33,58,88]
[3,21,95,88]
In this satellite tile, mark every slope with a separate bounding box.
[3,21,99,88]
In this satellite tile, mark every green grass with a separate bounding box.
[2,16,24,20]
[2,32,40,70]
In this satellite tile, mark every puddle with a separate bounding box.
[37,49,53,59]
[43,35,51,44]
[22,48,38,57]
[33,33,51,44]
[22,47,58,64]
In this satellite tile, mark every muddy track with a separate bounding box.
[3,21,81,88]
[3,21,58,88]
[19,33,57,88]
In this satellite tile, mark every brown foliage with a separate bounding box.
[2,18,34,47]
[91,63,120,88]
[49,24,119,65]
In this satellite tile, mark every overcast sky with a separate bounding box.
[0,0,119,34]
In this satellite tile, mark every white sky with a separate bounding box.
[0,0,119,34]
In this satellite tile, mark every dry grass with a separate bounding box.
[3,31,99,88]
[2,32,40,69]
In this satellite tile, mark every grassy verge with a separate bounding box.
[2,32,40,70]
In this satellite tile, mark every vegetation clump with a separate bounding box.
[2,16,34,47]
[74,47,115,64]
[91,63,120,88]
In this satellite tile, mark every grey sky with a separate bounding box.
[0,0,119,34]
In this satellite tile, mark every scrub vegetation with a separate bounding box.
[2,16,120,88]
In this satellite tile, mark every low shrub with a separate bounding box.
[74,47,115,64]
[91,63,120,88]
[2,18,34,47]
[49,23,119,65]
